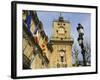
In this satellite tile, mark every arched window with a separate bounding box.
[59,50,65,62]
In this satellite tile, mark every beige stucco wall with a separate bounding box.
[49,20,73,68]
[49,42,73,68]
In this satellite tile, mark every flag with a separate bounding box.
[25,11,32,31]
[42,44,45,48]
[45,36,48,43]
[41,31,45,39]
[41,43,45,51]
[33,27,39,43]
[33,27,38,34]
[42,37,45,43]
[34,36,39,43]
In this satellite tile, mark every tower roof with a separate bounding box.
[53,17,70,23]
[53,14,70,23]
[59,16,64,22]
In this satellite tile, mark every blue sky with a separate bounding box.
[37,11,91,62]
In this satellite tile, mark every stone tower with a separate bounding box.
[49,15,73,68]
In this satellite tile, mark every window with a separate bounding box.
[59,50,65,62]
[58,23,60,25]
[61,56,64,62]
[63,23,65,26]
[57,50,67,67]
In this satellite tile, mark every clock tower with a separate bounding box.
[49,15,73,68]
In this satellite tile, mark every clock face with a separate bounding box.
[58,27,65,34]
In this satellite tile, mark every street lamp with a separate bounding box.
[77,23,86,66]
[77,24,84,35]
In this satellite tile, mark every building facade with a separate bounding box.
[49,16,73,68]
[22,10,51,69]
[22,11,73,69]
